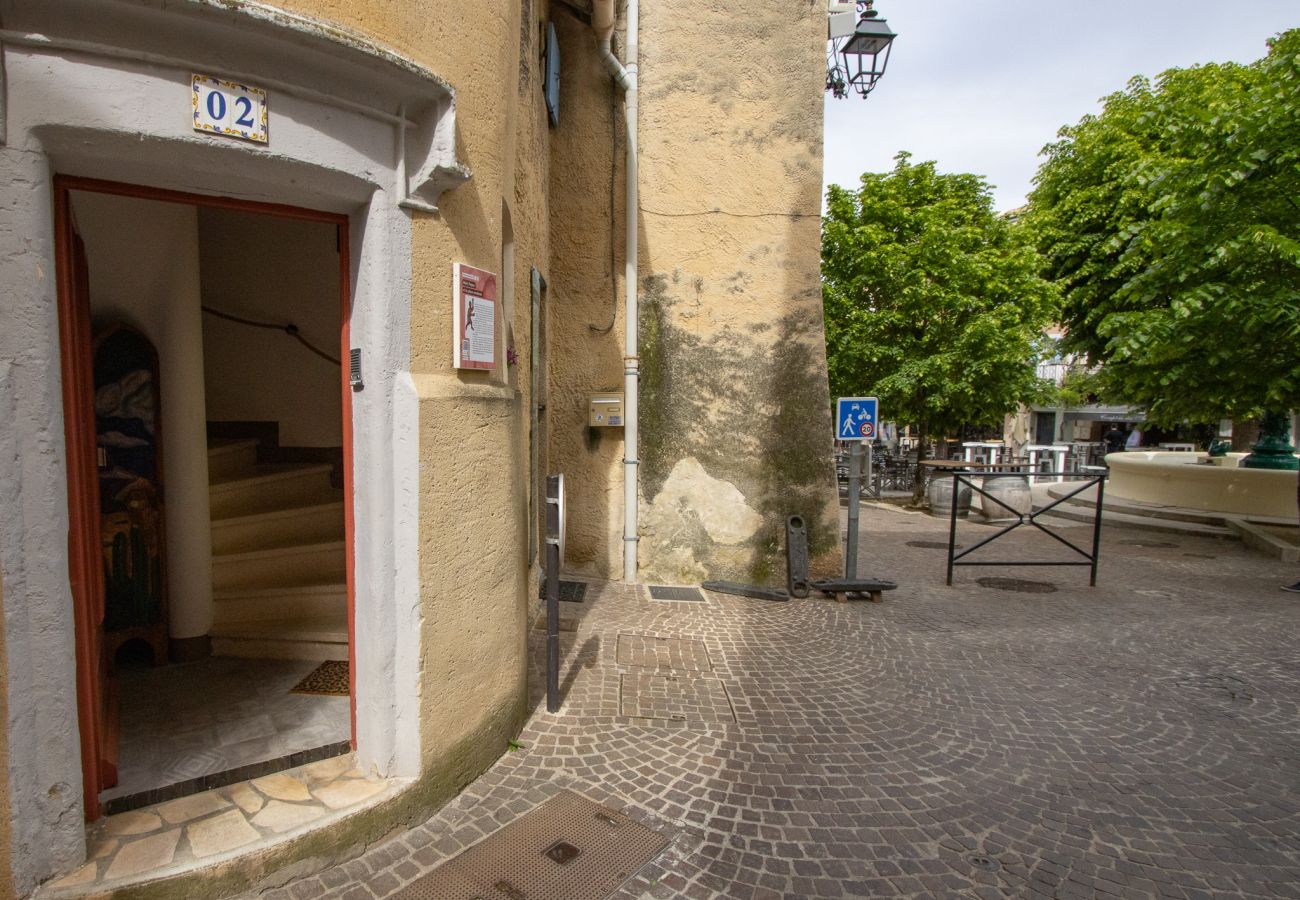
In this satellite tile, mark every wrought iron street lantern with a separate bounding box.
[826,1,897,100]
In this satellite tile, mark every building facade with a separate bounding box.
[0,0,839,894]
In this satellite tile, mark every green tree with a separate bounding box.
[1028,30,1300,428]
[822,154,1058,501]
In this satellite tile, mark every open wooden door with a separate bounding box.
[54,181,117,820]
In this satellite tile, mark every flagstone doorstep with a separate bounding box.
[41,754,405,897]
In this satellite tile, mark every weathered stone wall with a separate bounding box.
[550,0,842,585]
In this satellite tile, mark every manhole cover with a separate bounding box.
[969,854,1001,873]
[648,585,705,602]
[619,673,737,723]
[395,791,666,900]
[1119,539,1177,548]
[907,540,961,550]
[976,577,1057,594]
[616,634,712,671]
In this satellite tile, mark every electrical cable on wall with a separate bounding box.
[640,207,821,219]
[201,304,341,366]
[590,59,621,334]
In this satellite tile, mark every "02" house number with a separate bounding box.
[192,74,268,143]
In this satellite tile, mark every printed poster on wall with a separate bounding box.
[453,263,497,370]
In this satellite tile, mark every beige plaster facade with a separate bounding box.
[551,0,842,584]
[0,0,839,893]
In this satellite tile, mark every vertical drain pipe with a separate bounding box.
[593,0,639,582]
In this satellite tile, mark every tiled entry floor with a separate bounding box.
[104,657,350,805]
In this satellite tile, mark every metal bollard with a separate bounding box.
[544,474,563,713]
[786,515,810,598]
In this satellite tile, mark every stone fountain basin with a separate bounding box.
[1106,451,1298,519]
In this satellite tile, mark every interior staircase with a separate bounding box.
[207,438,348,660]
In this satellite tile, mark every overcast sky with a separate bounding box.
[822,1,1300,213]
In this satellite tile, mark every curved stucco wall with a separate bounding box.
[275,0,544,775]
[1107,451,1299,519]
[0,0,541,890]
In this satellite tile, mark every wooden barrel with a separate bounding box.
[978,474,1031,522]
[928,474,972,518]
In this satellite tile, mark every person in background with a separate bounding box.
[1103,425,1126,455]
[1126,427,1143,449]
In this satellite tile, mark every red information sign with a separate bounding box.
[453,263,497,370]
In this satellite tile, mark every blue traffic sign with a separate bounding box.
[836,396,878,441]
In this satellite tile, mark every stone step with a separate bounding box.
[209,464,340,519]
[1038,506,1237,539]
[211,615,348,661]
[212,541,347,592]
[210,501,347,556]
[1047,483,1235,527]
[213,583,347,624]
[206,438,261,482]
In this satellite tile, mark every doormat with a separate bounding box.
[290,660,350,696]
[394,790,667,900]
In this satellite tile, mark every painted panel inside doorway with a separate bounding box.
[94,323,168,648]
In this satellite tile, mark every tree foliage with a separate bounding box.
[1028,30,1300,425]
[822,154,1057,443]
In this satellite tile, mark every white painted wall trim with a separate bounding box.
[0,0,471,209]
[0,3,443,891]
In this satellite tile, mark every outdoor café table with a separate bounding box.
[919,459,990,488]
[1158,442,1196,452]
[1026,444,1071,484]
[961,441,1004,466]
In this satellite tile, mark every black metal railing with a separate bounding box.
[946,470,1105,586]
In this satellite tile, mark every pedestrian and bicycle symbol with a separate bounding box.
[836,396,878,441]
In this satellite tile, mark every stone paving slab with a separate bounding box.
[43,754,403,896]
[619,673,736,724]
[257,512,1300,899]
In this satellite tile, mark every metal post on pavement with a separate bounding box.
[544,474,562,713]
[866,440,874,498]
[845,441,863,580]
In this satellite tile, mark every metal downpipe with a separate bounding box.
[593,0,639,583]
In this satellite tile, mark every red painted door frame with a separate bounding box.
[53,175,358,821]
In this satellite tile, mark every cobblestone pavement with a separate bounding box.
[260,507,1300,899]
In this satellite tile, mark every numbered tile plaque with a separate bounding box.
[192,74,268,143]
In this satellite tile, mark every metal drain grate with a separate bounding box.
[976,577,1057,594]
[1183,552,1217,559]
[907,540,962,550]
[648,585,705,602]
[395,790,667,900]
